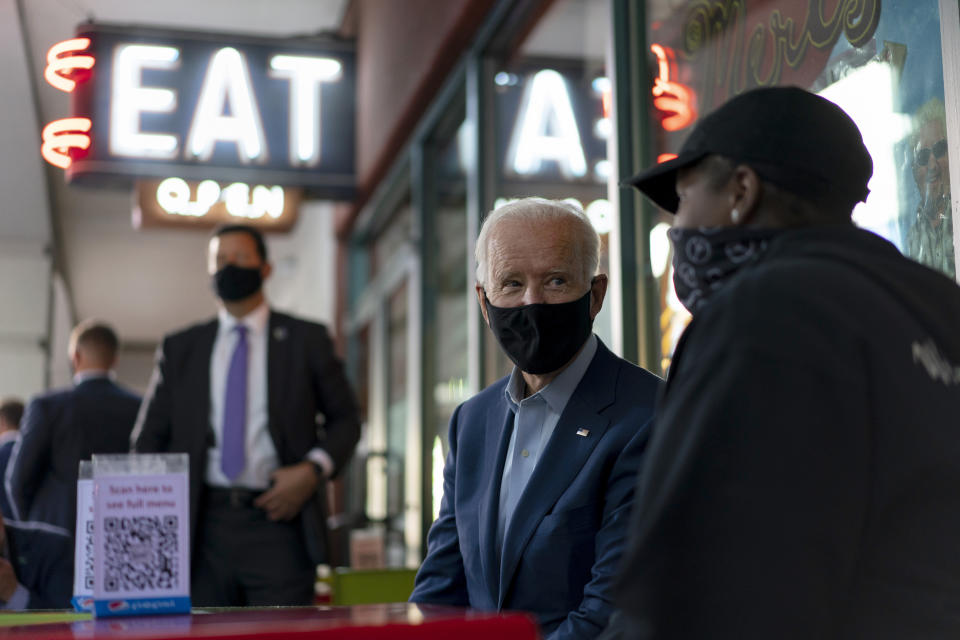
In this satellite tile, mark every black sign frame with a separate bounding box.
[66,23,355,199]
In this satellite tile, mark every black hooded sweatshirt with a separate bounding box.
[614,224,960,639]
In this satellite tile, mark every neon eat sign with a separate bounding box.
[40,25,355,195]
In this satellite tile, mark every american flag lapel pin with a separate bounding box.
[576,428,590,437]
[273,326,288,341]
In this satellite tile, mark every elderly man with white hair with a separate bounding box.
[410,197,660,639]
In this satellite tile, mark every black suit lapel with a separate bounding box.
[195,320,218,447]
[266,311,291,456]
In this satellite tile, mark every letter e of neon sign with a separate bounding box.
[110,44,180,159]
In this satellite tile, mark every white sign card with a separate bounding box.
[91,453,190,617]
[71,460,94,611]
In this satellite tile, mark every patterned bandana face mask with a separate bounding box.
[667,226,778,313]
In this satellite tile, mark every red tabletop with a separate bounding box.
[0,604,540,639]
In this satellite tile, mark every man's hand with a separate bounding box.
[253,461,319,522]
[0,558,18,603]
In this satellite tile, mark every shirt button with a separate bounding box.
[521,449,529,458]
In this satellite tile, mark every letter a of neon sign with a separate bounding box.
[507,69,587,179]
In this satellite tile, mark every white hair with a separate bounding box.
[474,197,600,287]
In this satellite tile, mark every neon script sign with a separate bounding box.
[41,38,94,168]
[40,24,355,197]
[672,0,881,108]
[650,44,697,132]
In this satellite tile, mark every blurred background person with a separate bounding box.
[905,97,955,278]
[0,399,23,520]
[133,224,361,607]
[6,321,141,534]
[611,86,960,638]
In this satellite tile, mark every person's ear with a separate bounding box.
[260,261,273,282]
[588,275,608,320]
[475,285,491,326]
[70,348,83,372]
[729,165,762,225]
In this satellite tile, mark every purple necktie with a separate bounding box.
[221,324,248,482]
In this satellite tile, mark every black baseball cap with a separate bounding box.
[624,86,873,213]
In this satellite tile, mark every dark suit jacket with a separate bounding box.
[132,310,361,565]
[8,377,141,532]
[0,439,16,521]
[410,340,659,640]
[5,521,73,609]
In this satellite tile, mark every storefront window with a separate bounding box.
[371,203,412,279]
[646,0,956,367]
[431,118,470,520]
[385,282,408,566]
[354,193,414,567]
[485,0,616,383]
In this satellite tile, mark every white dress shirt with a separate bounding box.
[206,303,277,489]
[72,370,114,385]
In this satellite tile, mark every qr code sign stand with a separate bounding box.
[71,460,95,611]
[91,453,191,617]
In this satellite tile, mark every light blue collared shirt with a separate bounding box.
[496,334,598,554]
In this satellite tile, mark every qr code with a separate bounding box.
[83,519,94,590]
[103,516,179,593]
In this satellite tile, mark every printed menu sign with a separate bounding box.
[72,461,94,611]
[91,454,190,617]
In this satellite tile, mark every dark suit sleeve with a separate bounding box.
[550,414,651,640]
[307,325,360,475]
[132,339,175,454]
[8,527,73,610]
[7,398,53,521]
[614,336,870,638]
[23,558,72,610]
[409,404,469,606]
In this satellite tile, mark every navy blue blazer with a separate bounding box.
[0,440,16,521]
[7,377,141,532]
[410,340,659,639]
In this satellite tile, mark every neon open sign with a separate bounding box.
[41,24,355,197]
[134,178,301,232]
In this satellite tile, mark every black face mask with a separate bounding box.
[668,226,777,313]
[213,264,263,302]
[484,287,594,375]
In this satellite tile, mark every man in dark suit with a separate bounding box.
[0,516,72,610]
[410,198,660,640]
[0,399,23,520]
[133,224,361,607]
[7,321,141,533]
